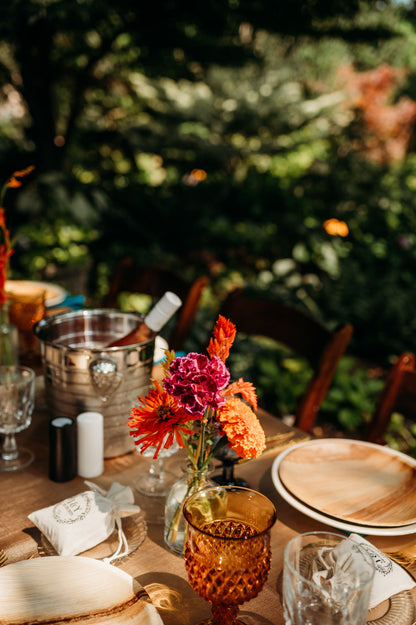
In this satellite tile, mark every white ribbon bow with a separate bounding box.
[85,480,141,564]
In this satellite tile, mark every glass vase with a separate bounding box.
[164,463,213,557]
[0,301,18,368]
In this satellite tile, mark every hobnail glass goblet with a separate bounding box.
[0,366,36,471]
[183,485,277,625]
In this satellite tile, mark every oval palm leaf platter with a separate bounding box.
[278,439,416,527]
[0,556,163,624]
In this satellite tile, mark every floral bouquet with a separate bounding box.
[127,314,266,553]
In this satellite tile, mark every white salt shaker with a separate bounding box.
[77,411,104,478]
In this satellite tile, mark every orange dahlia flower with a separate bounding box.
[127,381,196,457]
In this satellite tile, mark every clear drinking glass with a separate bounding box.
[133,439,179,496]
[0,366,36,471]
[183,485,277,625]
[283,531,375,625]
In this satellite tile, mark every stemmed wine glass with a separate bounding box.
[133,438,179,496]
[0,366,36,471]
[183,485,277,625]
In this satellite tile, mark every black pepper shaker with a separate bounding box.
[49,416,77,482]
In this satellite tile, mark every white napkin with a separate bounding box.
[349,534,416,609]
[311,536,373,605]
[28,481,140,562]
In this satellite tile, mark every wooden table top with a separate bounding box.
[1,377,416,624]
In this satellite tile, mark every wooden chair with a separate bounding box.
[104,258,208,351]
[366,353,416,444]
[218,288,353,433]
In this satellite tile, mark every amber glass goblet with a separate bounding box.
[183,485,277,625]
[8,288,46,363]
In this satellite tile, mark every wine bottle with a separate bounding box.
[106,291,182,347]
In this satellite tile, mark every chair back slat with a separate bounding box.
[219,288,353,432]
[366,353,416,444]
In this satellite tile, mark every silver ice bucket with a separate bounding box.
[34,309,155,458]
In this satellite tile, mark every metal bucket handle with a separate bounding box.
[89,356,123,404]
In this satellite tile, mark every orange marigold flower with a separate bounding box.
[127,381,195,458]
[217,397,265,459]
[323,218,349,237]
[1,165,35,202]
[224,378,257,411]
[207,314,236,362]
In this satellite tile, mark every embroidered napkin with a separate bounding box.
[310,535,374,606]
[28,481,140,562]
[309,533,415,611]
[349,533,416,609]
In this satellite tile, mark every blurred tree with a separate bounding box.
[3,0,416,438]
[0,0,402,173]
[0,0,415,365]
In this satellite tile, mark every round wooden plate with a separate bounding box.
[277,439,416,527]
[0,556,163,624]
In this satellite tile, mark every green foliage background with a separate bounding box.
[1,0,416,443]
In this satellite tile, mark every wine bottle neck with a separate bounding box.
[144,291,182,332]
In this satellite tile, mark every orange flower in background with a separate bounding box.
[190,168,207,181]
[217,397,265,459]
[0,166,35,305]
[1,166,35,195]
[323,218,349,237]
[5,178,22,189]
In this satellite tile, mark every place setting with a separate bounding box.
[282,530,416,625]
[271,438,416,625]
[0,479,161,625]
[271,438,416,536]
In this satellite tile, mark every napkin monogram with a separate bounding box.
[349,533,416,609]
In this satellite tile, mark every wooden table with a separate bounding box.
[1,377,416,625]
